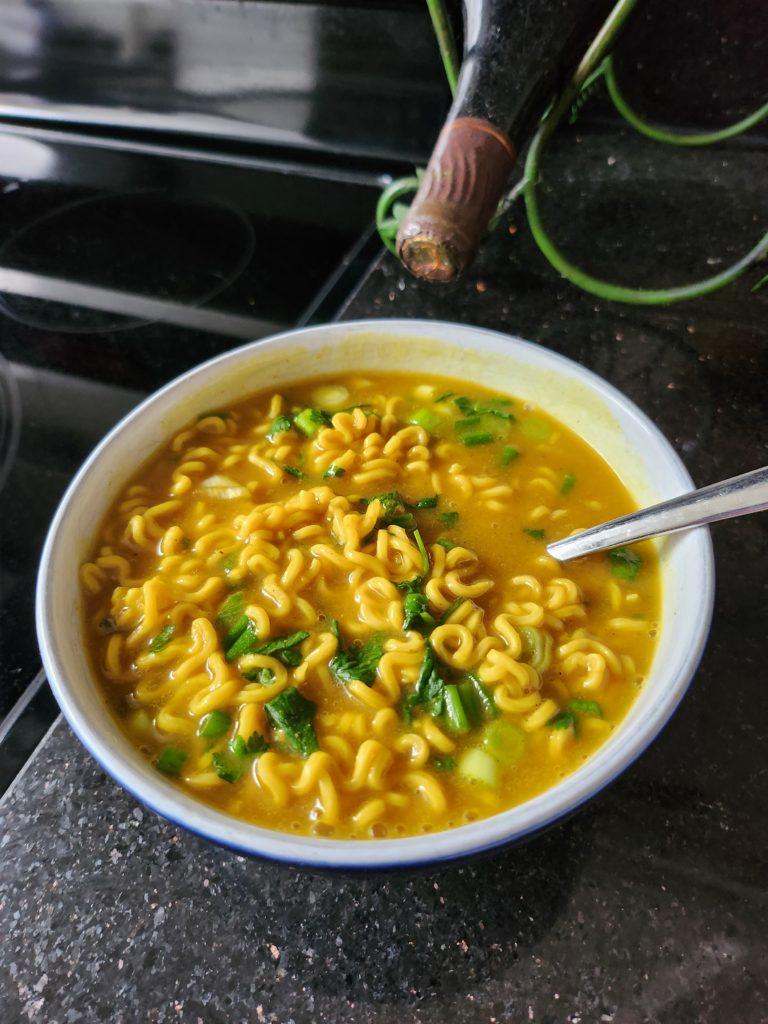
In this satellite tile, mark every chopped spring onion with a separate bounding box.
[518,626,553,672]
[220,552,237,575]
[466,674,499,720]
[413,529,430,576]
[409,407,439,432]
[240,631,309,676]
[549,710,577,731]
[432,756,456,772]
[225,619,260,661]
[323,464,345,479]
[435,391,456,403]
[519,416,553,442]
[245,667,275,685]
[200,474,249,500]
[149,625,175,654]
[457,747,498,787]
[405,495,439,510]
[443,684,470,733]
[437,598,466,625]
[523,527,545,540]
[500,445,519,466]
[197,710,231,740]
[212,750,244,784]
[438,510,458,527]
[216,591,245,632]
[436,538,455,551]
[293,408,330,437]
[310,384,350,409]
[482,720,526,767]
[568,698,603,717]
[280,464,304,478]
[155,746,187,776]
[267,414,292,441]
[561,472,576,495]
[461,431,495,447]
[265,686,319,757]
[607,546,642,581]
[456,680,481,727]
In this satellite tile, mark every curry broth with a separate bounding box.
[82,372,660,838]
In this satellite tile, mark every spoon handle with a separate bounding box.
[547,465,768,562]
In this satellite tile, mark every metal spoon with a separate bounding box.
[547,466,768,562]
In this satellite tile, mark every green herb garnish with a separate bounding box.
[500,445,519,466]
[225,619,260,661]
[216,592,246,633]
[561,472,576,495]
[293,408,331,437]
[607,546,642,581]
[405,495,439,510]
[413,528,430,576]
[323,464,346,479]
[212,751,244,784]
[549,711,577,731]
[197,710,231,740]
[330,630,385,686]
[438,511,459,528]
[567,699,603,717]
[265,687,319,757]
[240,631,310,676]
[149,625,176,654]
[409,645,446,718]
[436,538,456,551]
[267,414,292,441]
[403,590,433,632]
[432,756,456,772]
[155,747,187,776]
[281,464,304,478]
[523,528,545,540]
[461,431,494,447]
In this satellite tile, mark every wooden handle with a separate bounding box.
[396,117,516,282]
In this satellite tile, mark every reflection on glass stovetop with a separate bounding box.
[0,125,382,726]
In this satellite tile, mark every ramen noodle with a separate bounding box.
[81,374,659,839]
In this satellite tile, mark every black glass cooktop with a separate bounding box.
[0,124,383,767]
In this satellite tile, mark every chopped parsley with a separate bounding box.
[406,495,439,510]
[523,528,545,540]
[280,464,304,478]
[267,414,292,441]
[323,464,346,479]
[549,710,577,731]
[407,645,446,718]
[607,546,642,581]
[149,625,175,653]
[265,687,319,757]
[240,631,310,676]
[330,626,385,686]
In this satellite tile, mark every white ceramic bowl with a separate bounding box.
[36,320,714,870]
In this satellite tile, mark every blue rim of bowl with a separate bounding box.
[35,319,715,871]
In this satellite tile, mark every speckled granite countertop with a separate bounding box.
[2,130,767,1023]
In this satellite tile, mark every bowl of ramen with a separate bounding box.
[37,319,714,869]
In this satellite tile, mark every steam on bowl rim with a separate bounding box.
[35,319,715,870]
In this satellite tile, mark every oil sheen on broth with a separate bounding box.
[81,373,659,839]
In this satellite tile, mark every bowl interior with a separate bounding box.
[37,320,713,868]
